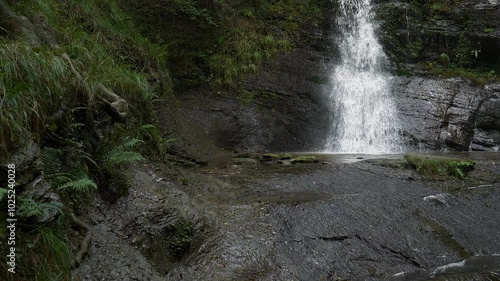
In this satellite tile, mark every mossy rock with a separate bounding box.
[262,153,292,160]
[279,153,292,160]
[404,154,475,178]
[291,156,319,164]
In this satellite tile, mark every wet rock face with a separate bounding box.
[393,78,500,151]
[374,0,500,152]
[0,141,60,222]
[157,26,334,155]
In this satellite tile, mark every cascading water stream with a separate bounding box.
[326,0,403,154]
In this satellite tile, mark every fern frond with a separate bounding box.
[105,151,144,166]
[80,153,100,169]
[57,176,97,193]
[17,198,63,219]
[38,201,63,215]
[140,124,156,130]
[18,198,44,218]
[117,136,144,150]
[40,147,64,176]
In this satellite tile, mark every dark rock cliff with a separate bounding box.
[376,0,500,151]
[157,25,335,158]
[376,0,500,69]
[394,78,500,151]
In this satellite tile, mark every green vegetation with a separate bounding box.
[430,2,450,13]
[100,136,145,170]
[416,32,498,86]
[291,155,319,163]
[123,0,327,90]
[15,227,72,281]
[382,0,499,84]
[0,210,72,281]
[1,0,171,153]
[1,0,171,279]
[404,154,475,178]
[206,0,324,89]
[209,31,292,88]
[421,62,497,86]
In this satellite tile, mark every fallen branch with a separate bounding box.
[69,212,92,268]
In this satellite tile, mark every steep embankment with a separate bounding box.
[0,0,170,279]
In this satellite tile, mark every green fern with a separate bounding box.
[40,147,64,176]
[17,198,63,219]
[105,151,145,166]
[57,176,97,193]
[117,136,144,150]
[101,136,145,169]
[140,124,156,130]
[18,199,44,218]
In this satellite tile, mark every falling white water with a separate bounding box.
[325,0,403,154]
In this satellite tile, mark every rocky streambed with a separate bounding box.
[73,153,500,281]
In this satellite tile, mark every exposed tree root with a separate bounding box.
[69,212,93,268]
[61,53,129,120]
[1,0,129,120]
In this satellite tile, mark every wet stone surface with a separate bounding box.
[73,154,500,281]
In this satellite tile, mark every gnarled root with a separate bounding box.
[69,213,92,268]
[61,53,129,120]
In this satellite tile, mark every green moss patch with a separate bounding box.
[404,154,475,178]
[291,156,319,164]
[263,153,292,160]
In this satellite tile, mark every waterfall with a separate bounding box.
[325,0,403,154]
